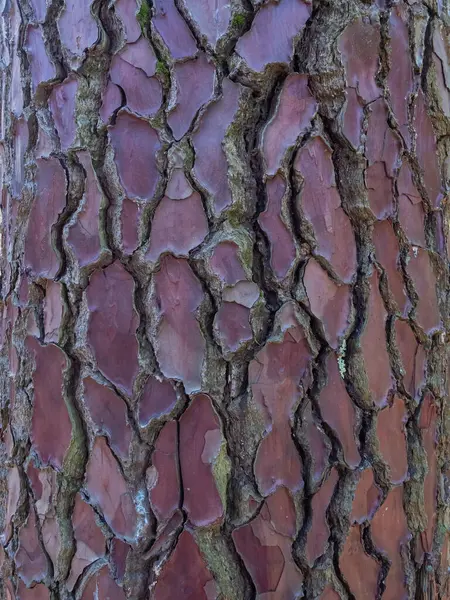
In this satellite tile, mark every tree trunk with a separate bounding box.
[0,0,449,598]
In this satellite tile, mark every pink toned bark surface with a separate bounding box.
[394,319,426,399]
[339,18,381,104]
[413,91,442,207]
[366,99,399,173]
[111,538,130,585]
[15,509,48,586]
[43,280,63,343]
[377,396,408,484]
[301,402,330,487]
[388,7,413,145]
[361,271,394,407]
[2,467,20,544]
[58,0,98,57]
[303,259,351,349]
[147,511,184,560]
[100,81,122,123]
[342,87,364,148]
[209,241,245,284]
[371,486,410,600]
[147,192,208,261]
[152,0,197,58]
[118,36,157,76]
[365,99,400,219]
[183,0,231,46]
[29,0,46,22]
[214,301,252,353]
[255,421,303,497]
[27,337,71,470]
[192,78,240,214]
[115,0,140,43]
[110,38,162,117]
[263,74,317,175]
[24,157,66,279]
[320,587,340,600]
[2,2,448,598]
[12,117,28,198]
[351,468,381,524]
[340,525,381,599]
[397,162,426,246]
[417,394,438,558]
[48,76,78,152]
[17,582,50,600]
[179,394,224,526]
[153,530,216,600]
[121,197,142,254]
[236,0,311,72]
[27,464,60,570]
[249,305,313,496]
[373,219,408,314]
[233,488,303,599]
[83,377,132,460]
[153,255,205,393]
[406,248,441,334]
[110,56,161,117]
[35,123,52,159]
[138,375,177,426]
[67,495,105,590]
[318,353,361,468]
[85,437,137,541]
[109,111,161,200]
[67,151,103,266]
[11,47,24,117]
[148,420,180,523]
[305,468,338,566]
[295,137,357,283]
[165,169,193,200]
[86,261,139,395]
[168,53,215,140]
[24,25,56,91]
[80,565,126,600]
[259,175,296,279]
[433,25,450,117]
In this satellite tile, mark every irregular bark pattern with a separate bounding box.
[0,0,449,599]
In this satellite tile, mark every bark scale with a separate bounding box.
[0,0,449,598]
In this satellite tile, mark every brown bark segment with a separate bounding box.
[0,0,449,599]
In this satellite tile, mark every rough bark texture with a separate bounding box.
[0,0,450,598]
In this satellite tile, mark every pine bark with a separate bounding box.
[0,0,449,598]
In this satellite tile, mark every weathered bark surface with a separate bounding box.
[0,0,449,598]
